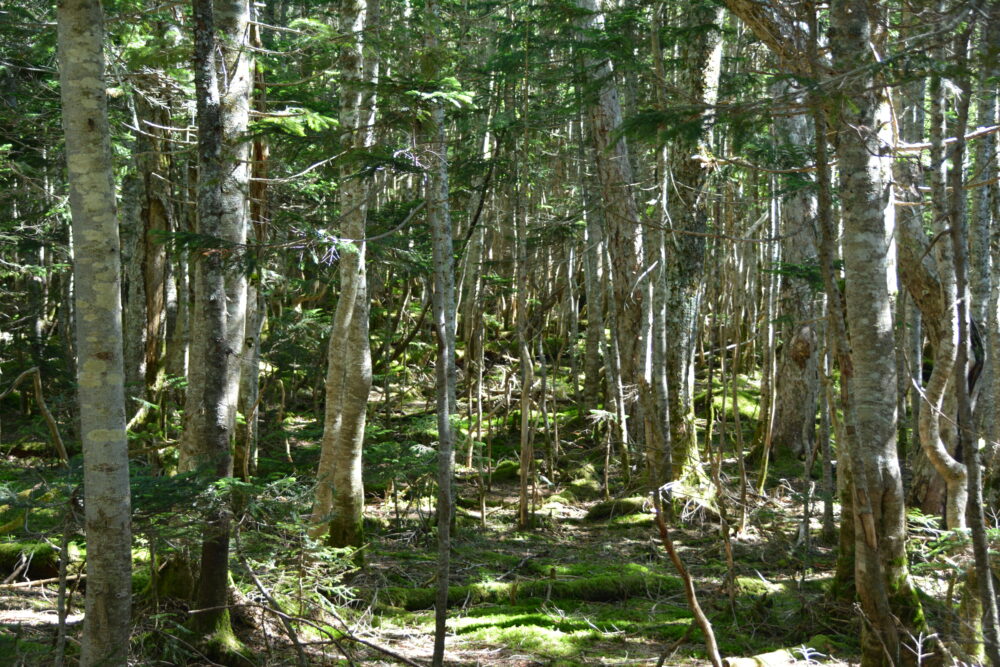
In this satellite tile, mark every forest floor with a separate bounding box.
[0,386,972,666]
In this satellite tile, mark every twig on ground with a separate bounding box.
[237,553,309,667]
[653,489,723,667]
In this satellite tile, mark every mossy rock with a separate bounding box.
[363,515,390,533]
[566,478,601,500]
[0,541,59,579]
[147,556,196,600]
[491,460,520,482]
[606,513,654,528]
[565,463,602,500]
[584,497,647,522]
[540,493,575,510]
[379,572,681,610]
[455,495,504,510]
[735,575,781,597]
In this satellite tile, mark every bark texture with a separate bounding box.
[831,0,923,662]
[575,0,642,389]
[425,4,457,666]
[310,0,378,549]
[662,0,724,486]
[770,83,819,457]
[183,0,252,645]
[121,96,170,423]
[57,0,132,663]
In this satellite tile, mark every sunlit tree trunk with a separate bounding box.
[662,0,723,490]
[918,48,966,530]
[235,24,271,481]
[770,84,819,457]
[981,5,1000,472]
[183,0,252,647]
[894,17,970,529]
[645,1,671,489]
[831,0,924,661]
[310,0,379,549]
[574,0,642,392]
[425,2,457,665]
[57,0,131,662]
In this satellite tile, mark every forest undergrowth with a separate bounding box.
[0,375,985,666]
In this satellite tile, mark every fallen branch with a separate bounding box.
[653,490,723,667]
[237,553,309,667]
[0,573,84,590]
[320,596,426,667]
[0,367,68,465]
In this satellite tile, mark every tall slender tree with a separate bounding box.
[57,0,131,663]
[831,0,925,661]
[424,3,458,665]
[310,0,380,549]
[661,0,724,490]
[183,0,252,651]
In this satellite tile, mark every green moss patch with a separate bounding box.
[445,597,692,659]
[584,496,647,522]
[565,463,602,500]
[458,621,598,658]
[0,541,59,579]
[380,571,681,610]
[491,460,520,482]
[606,513,655,527]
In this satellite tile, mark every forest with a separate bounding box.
[0,0,998,664]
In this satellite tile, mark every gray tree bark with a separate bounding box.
[235,24,271,482]
[574,0,643,390]
[770,84,819,457]
[831,0,924,661]
[662,0,723,489]
[425,3,457,665]
[182,0,252,647]
[57,0,132,663]
[309,0,379,550]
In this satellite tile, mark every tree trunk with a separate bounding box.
[310,0,379,550]
[915,53,966,530]
[425,3,457,665]
[948,33,1000,661]
[831,0,925,661]
[122,96,170,425]
[579,113,605,411]
[982,5,1000,478]
[235,24,271,482]
[662,0,724,491]
[770,83,819,457]
[57,0,132,662]
[574,0,642,390]
[183,0,252,648]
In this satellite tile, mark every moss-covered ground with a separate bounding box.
[0,375,979,665]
